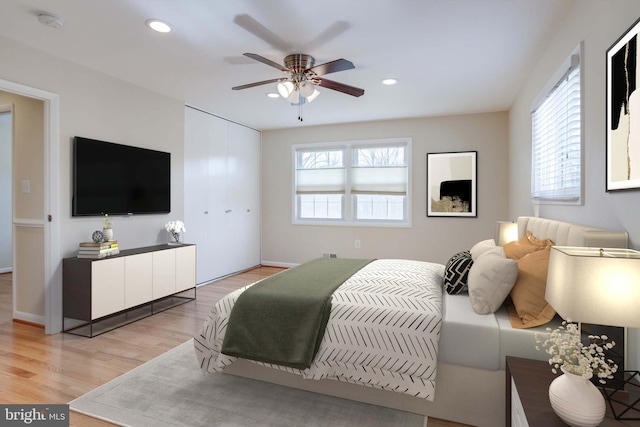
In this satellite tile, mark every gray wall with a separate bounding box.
[262,112,509,266]
[508,0,640,370]
[509,0,640,249]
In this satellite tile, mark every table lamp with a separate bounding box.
[495,221,518,246]
[545,246,640,420]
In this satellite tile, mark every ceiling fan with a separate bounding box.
[232,52,365,121]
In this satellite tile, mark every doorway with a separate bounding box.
[0,109,11,275]
[0,80,60,334]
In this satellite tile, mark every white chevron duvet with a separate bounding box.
[194,259,445,400]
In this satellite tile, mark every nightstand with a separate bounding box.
[506,356,640,427]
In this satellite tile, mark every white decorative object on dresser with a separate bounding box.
[63,244,196,337]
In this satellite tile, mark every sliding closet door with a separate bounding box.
[184,107,261,285]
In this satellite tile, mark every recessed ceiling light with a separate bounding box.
[146,19,171,33]
[382,78,398,85]
[266,92,280,98]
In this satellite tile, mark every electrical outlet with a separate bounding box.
[21,180,30,194]
[355,240,361,248]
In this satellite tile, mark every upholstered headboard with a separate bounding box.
[517,216,628,248]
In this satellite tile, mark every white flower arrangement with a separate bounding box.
[535,320,618,384]
[164,220,186,243]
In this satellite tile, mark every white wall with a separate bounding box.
[508,0,640,370]
[0,34,185,255]
[262,112,509,266]
[509,0,640,249]
[0,34,185,322]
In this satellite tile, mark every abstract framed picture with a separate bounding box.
[427,151,477,217]
[607,17,640,191]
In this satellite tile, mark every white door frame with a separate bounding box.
[1,78,60,334]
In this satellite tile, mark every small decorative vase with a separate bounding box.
[548,366,605,427]
[168,232,181,245]
[102,228,114,242]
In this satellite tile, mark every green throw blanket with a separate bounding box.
[221,258,374,369]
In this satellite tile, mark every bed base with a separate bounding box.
[223,360,505,427]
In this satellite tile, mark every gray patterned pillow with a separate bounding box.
[444,251,473,294]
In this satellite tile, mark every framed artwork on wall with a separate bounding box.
[607,17,640,191]
[427,151,477,217]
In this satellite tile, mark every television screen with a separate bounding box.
[72,137,171,216]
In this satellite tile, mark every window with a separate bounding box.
[531,48,582,203]
[293,139,411,226]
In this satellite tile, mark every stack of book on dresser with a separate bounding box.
[77,240,119,259]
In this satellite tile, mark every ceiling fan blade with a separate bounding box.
[243,53,288,72]
[232,78,286,90]
[317,78,364,97]
[308,59,355,76]
[233,14,292,52]
[302,21,350,52]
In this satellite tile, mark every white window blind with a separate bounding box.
[295,149,345,194]
[293,139,411,225]
[351,145,407,195]
[531,54,581,201]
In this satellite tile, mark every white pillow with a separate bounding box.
[467,247,518,314]
[470,238,497,260]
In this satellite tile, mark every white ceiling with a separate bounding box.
[0,0,574,130]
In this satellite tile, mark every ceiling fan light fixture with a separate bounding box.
[382,78,398,85]
[287,90,300,104]
[306,89,320,103]
[277,81,294,98]
[266,92,280,98]
[299,81,315,98]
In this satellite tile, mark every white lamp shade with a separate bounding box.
[299,81,315,98]
[306,89,320,103]
[545,246,640,328]
[277,81,294,98]
[287,89,300,104]
[495,221,518,246]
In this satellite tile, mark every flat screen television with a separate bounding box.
[72,136,171,216]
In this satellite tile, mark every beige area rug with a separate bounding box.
[70,340,426,427]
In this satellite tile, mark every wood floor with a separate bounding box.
[0,269,468,427]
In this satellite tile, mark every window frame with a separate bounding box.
[530,43,584,205]
[292,138,412,227]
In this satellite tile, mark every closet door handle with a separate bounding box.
[225,210,232,213]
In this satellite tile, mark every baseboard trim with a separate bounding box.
[14,311,45,327]
[260,260,298,268]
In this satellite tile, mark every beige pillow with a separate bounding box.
[468,247,518,314]
[508,246,556,328]
[470,239,497,261]
[503,231,553,260]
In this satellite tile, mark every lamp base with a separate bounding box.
[602,370,640,420]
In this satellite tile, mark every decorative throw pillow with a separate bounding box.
[444,251,474,294]
[503,231,553,260]
[467,247,518,315]
[470,239,497,261]
[508,246,556,328]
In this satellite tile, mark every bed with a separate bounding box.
[194,216,628,427]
